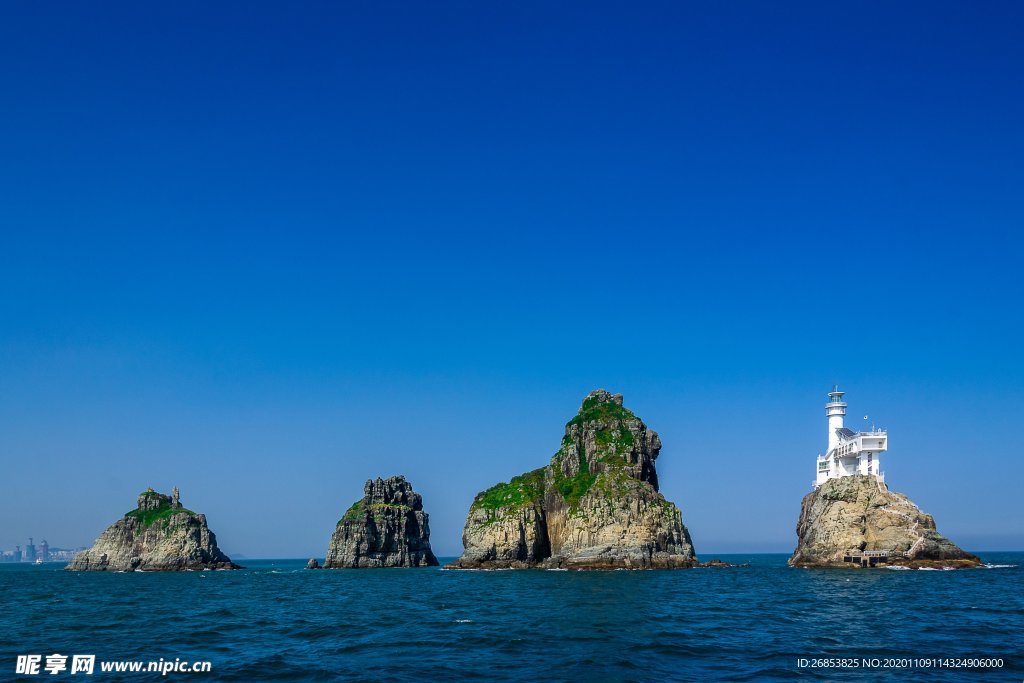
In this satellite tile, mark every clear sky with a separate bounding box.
[1,2,1022,558]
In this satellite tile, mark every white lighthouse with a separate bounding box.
[814,386,888,488]
[825,387,847,453]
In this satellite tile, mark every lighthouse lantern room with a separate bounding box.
[814,387,888,489]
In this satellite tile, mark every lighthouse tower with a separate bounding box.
[825,387,847,453]
[814,386,888,488]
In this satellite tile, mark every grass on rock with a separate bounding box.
[125,503,195,528]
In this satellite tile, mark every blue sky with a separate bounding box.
[1,2,1022,557]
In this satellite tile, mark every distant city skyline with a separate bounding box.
[0,538,85,563]
[1,2,1022,557]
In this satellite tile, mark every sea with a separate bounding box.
[2,553,1021,682]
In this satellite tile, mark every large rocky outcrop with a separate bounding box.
[788,475,981,568]
[448,390,697,570]
[65,488,239,571]
[322,476,439,568]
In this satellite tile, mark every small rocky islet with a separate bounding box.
[788,475,980,569]
[447,389,698,570]
[65,488,239,571]
[314,475,438,568]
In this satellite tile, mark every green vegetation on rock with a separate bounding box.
[340,499,414,525]
[591,428,633,464]
[553,468,597,509]
[590,468,631,498]
[566,396,636,427]
[340,500,364,524]
[552,440,597,509]
[369,502,410,522]
[473,468,546,511]
[552,419,640,509]
[125,503,195,529]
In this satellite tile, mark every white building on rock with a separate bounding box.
[814,387,888,488]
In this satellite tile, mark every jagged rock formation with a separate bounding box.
[65,488,239,571]
[306,558,321,569]
[448,390,697,569]
[323,476,439,568]
[789,475,981,568]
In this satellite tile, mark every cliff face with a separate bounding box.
[323,476,439,568]
[449,390,696,569]
[788,475,980,568]
[456,468,550,567]
[65,488,239,571]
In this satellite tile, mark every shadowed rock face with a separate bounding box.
[788,475,981,568]
[448,390,697,570]
[65,489,239,571]
[323,476,439,568]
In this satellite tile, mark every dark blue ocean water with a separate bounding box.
[2,553,1021,682]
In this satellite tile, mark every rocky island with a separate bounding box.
[447,389,697,569]
[321,476,439,568]
[788,475,981,569]
[66,487,240,571]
